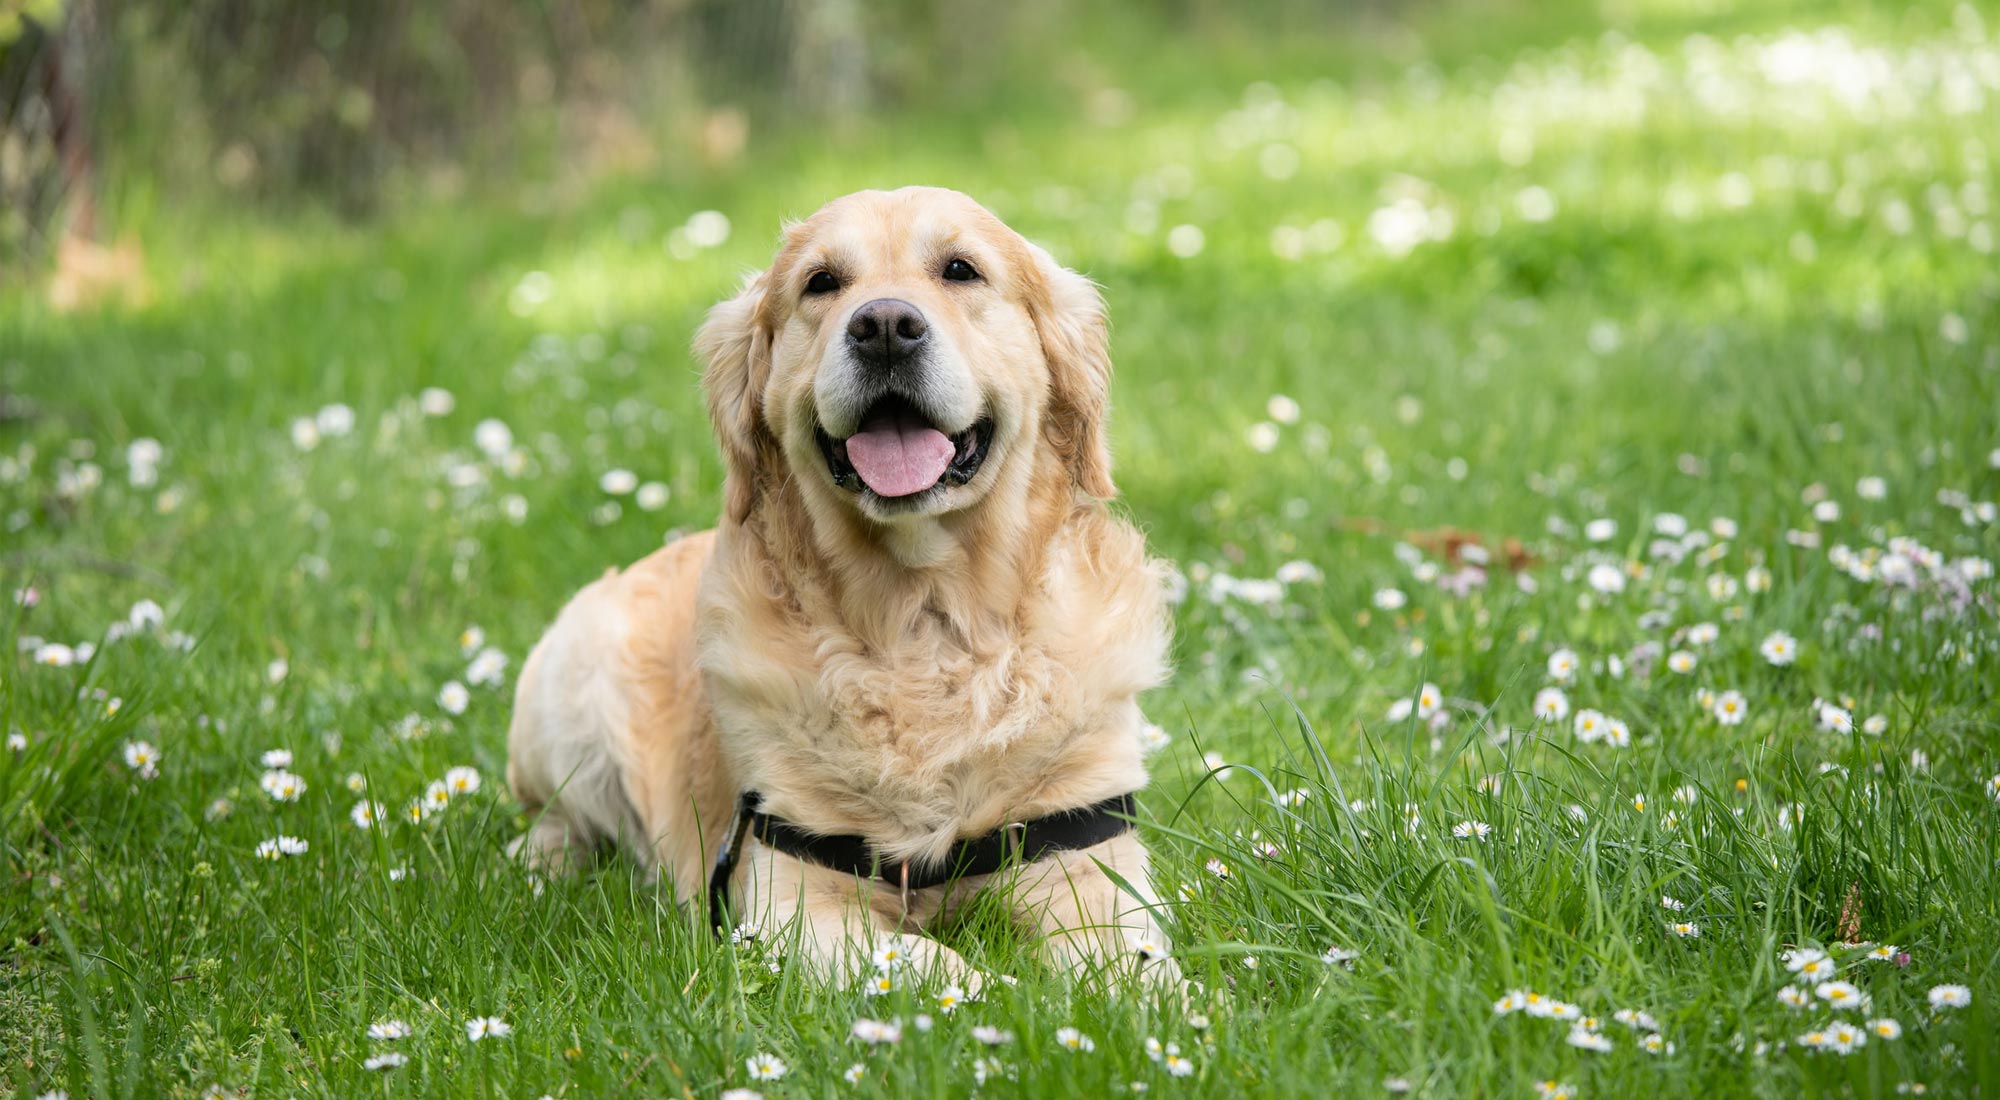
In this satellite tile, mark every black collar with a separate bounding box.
[707,791,1136,936]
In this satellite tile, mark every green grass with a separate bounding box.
[5,0,2000,1096]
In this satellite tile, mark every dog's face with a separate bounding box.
[698,187,1114,529]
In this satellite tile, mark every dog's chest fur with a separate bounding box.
[698,519,1168,865]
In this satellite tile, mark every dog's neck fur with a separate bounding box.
[757,438,1074,650]
[696,440,1166,858]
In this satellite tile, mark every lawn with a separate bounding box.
[4,0,1999,1096]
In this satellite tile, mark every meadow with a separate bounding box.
[3,0,1998,1096]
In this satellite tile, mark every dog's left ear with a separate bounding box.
[696,270,773,524]
[1026,244,1116,499]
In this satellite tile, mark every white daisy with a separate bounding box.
[260,769,306,802]
[745,1052,787,1081]
[1054,1027,1096,1053]
[1927,984,1971,1009]
[464,1016,511,1041]
[1532,687,1570,722]
[1759,631,1799,666]
[1451,820,1492,841]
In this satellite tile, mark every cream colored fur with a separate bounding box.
[507,187,1176,989]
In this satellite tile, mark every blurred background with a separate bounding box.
[6,0,1378,273]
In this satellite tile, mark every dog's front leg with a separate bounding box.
[1012,833,1182,988]
[732,841,983,992]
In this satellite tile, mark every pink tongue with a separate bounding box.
[845,411,955,497]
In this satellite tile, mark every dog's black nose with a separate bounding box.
[846,298,928,369]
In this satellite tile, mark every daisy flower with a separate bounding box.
[1778,985,1811,1009]
[1054,1027,1096,1052]
[721,1091,762,1100]
[843,1063,866,1085]
[1759,631,1799,666]
[1566,1027,1613,1052]
[367,1020,413,1041]
[1789,953,1837,981]
[1668,921,1699,938]
[123,741,162,775]
[1661,895,1687,912]
[255,836,308,859]
[1451,820,1492,840]
[1687,622,1720,646]
[1410,682,1443,720]
[1614,1008,1660,1030]
[1817,704,1853,733]
[1783,947,1827,970]
[6,731,27,752]
[1602,719,1631,748]
[1163,1048,1195,1077]
[849,1018,902,1045]
[1586,562,1627,594]
[351,800,387,829]
[1824,1021,1867,1054]
[1927,984,1971,1009]
[1868,1018,1903,1040]
[260,770,305,802]
[1532,687,1570,722]
[1546,649,1578,683]
[1816,981,1870,1011]
[935,984,966,1014]
[745,1053,787,1081]
[423,781,452,813]
[363,1052,409,1071]
[260,749,293,769]
[1493,990,1530,1015]
[1533,1083,1576,1100]
[1573,709,1606,742]
[1322,946,1358,968]
[971,1025,1014,1045]
[437,681,470,715]
[1867,944,1899,961]
[1204,857,1232,879]
[464,1016,511,1041]
[1712,691,1747,725]
[1639,1033,1674,1054]
[1667,650,1696,674]
[862,973,897,997]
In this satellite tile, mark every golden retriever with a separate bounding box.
[506,186,1176,989]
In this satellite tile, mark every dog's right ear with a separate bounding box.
[696,271,772,524]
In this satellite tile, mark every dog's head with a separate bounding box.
[697,187,1114,530]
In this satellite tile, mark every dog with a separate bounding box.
[506,186,1177,989]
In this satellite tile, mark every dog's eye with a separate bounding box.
[805,270,841,295]
[941,258,980,283]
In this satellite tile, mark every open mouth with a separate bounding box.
[816,394,993,500]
